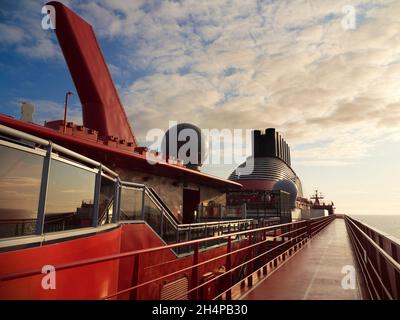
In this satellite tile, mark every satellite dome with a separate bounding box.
[162,123,209,170]
[273,179,298,208]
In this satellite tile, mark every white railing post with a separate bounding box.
[92,165,102,227]
[112,178,121,223]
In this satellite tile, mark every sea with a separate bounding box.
[350,215,400,240]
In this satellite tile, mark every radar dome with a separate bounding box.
[273,179,298,208]
[162,123,209,170]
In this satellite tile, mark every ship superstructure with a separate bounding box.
[227,128,313,222]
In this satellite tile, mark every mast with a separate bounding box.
[310,189,324,205]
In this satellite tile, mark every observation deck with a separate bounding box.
[243,218,362,299]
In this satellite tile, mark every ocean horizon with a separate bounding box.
[350,214,400,240]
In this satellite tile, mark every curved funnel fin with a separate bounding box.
[47,1,136,145]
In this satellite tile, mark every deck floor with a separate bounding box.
[242,218,363,300]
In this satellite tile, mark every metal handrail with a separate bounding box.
[0,124,119,177]
[143,186,255,250]
[344,215,400,300]
[346,218,400,269]
[98,198,114,225]
[0,215,335,301]
[120,180,252,229]
[106,226,310,300]
[0,217,318,281]
[143,187,178,227]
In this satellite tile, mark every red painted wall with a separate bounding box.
[0,228,122,299]
[0,224,249,300]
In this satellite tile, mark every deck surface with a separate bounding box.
[242,218,363,300]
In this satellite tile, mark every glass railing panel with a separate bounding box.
[225,205,244,219]
[162,215,177,244]
[98,175,115,226]
[0,144,43,238]
[120,187,142,220]
[44,158,96,233]
[175,228,191,255]
[143,193,162,235]
[98,201,113,226]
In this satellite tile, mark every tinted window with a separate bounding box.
[0,145,43,238]
[44,159,95,232]
[98,176,115,225]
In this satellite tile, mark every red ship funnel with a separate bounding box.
[46,1,137,146]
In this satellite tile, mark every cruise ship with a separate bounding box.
[0,2,399,300]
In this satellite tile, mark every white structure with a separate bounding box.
[310,209,328,218]
[20,102,35,122]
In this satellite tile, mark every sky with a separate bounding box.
[0,0,400,215]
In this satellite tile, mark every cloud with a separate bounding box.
[98,0,400,169]
[0,0,65,59]
[3,0,400,171]
[16,37,61,59]
[0,23,25,44]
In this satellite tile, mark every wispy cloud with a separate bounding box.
[2,0,400,171]
[0,23,26,44]
[0,0,65,59]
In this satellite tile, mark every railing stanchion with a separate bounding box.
[290,223,294,253]
[247,232,253,287]
[273,227,278,267]
[160,209,164,238]
[130,254,140,300]
[191,243,199,300]
[92,165,102,228]
[262,229,267,274]
[141,187,145,220]
[226,236,232,300]
[112,178,120,223]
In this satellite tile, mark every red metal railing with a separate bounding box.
[0,215,335,300]
[344,215,400,300]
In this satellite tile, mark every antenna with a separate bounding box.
[310,189,324,205]
[63,91,74,133]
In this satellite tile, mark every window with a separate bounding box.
[0,145,43,238]
[44,159,95,232]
